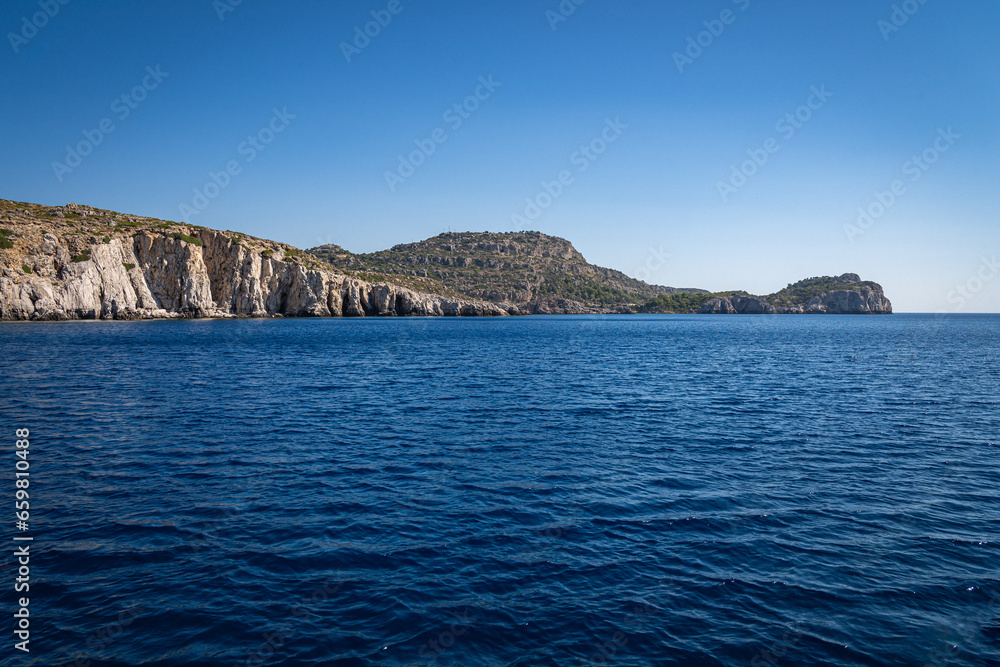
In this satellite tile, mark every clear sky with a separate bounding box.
[2,0,998,312]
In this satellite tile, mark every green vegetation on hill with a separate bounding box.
[639,292,718,313]
[172,232,203,247]
[535,276,638,305]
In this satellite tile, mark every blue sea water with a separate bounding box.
[1,314,999,667]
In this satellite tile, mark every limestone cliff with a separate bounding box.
[0,201,518,321]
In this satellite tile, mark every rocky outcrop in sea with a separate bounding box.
[697,274,892,314]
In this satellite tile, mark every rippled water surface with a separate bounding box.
[2,314,999,666]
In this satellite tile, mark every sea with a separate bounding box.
[1,314,998,666]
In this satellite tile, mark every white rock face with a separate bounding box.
[0,230,513,321]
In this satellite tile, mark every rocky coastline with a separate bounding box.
[0,200,892,320]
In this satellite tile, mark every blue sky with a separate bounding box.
[2,0,998,312]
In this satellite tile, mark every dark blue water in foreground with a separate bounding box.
[2,315,999,666]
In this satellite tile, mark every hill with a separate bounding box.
[309,231,706,314]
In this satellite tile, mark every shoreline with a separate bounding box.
[0,311,912,325]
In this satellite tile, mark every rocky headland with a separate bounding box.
[641,275,893,315]
[696,276,892,315]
